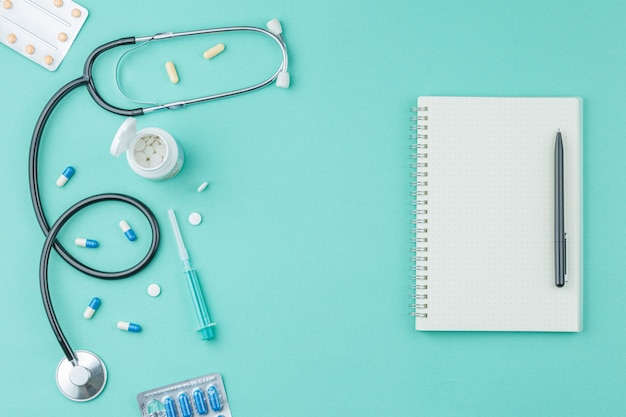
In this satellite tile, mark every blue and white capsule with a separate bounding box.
[56,166,75,187]
[83,297,101,319]
[75,238,98,248]
[117,321,142,332]
[119,220,137,241]
[207,385,223,412]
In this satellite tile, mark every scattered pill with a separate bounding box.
[83,297,101,319]
[117,321,141,332]
[164,397,177,417]
[7,33,16,44]
[75,238,98,248]
[43,55,54,66]
[25,44,35,55]
[188,212,202,226]
[197,181,209,192]
[178,393,193,417]
[71,7,81,17]
[3,0,12,9]
[119,220,137,241]
[56,166,75,186]
[147,283,161,297]
[193,389,208,415]
[53,0,63,6]
[203,43,225,60]
[207,385,222,412]
[58,32,68,42]
[165,61,179,84]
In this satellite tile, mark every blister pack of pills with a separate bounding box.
[137,373,233,417]
[0,0,88,71]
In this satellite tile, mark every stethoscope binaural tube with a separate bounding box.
[29,20,290,402]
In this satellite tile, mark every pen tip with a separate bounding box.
[557,128,561,132]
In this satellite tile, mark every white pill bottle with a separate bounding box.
[110,117,184,180]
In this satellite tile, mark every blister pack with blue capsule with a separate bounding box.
[137,373,232,417]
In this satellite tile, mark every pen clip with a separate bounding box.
[563,233,569,282]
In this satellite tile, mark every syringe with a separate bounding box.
[168,209,216,340]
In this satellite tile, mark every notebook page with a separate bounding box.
[414,96,581,331]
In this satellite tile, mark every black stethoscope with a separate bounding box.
[29,19,289,402]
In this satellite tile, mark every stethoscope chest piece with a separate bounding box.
[56,350,107,402]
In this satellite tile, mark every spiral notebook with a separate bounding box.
[410,96,582,332]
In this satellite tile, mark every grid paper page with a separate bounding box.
[414,96,582,332]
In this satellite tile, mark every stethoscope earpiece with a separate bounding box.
[56,350,107,402]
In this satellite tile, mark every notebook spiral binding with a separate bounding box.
[409,106,428,318]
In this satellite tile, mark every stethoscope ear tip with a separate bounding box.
[56,350,107,402]
[266,18,283,35]
[276,71,290,89]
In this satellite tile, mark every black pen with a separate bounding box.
[554,130,566,287]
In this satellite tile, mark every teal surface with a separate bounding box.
[0,0,624,415]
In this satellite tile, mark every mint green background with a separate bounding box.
[0,0,623,415]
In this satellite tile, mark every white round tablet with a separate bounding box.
[147,283,161,297]
[188,212,202,226]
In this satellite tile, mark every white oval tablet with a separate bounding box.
[147,284,161,297]
[197,181,209,192]
[188,212,202,226]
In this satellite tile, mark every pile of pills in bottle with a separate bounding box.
[133,134,167,168]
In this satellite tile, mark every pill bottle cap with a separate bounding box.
[110,117,137,157]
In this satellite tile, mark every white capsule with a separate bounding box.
[197,181,209,192]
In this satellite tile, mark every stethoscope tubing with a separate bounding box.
[39,194,160,364]
[31,23,289,366]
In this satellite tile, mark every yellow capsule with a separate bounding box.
[203,43,225,60]
[165,61,179,84]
